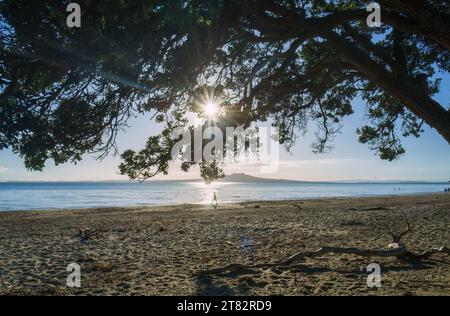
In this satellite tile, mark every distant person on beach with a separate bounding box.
[212,192,218,209]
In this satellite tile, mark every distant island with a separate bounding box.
[0,174,447,184]
[217,173,308,183]
[182,173,448,184]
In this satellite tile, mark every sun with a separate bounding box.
[203,101,219,118]
[194,88,223,122]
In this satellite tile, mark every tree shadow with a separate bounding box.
[195,264,266,296]
[195,273,237,296]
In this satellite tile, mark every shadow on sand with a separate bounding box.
[194,259,443,295]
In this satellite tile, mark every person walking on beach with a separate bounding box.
[211,192,218,209]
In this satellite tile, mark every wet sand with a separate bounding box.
[0,194,449,296]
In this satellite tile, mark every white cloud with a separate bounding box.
[0,166,13,175]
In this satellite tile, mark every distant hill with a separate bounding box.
[182,174,447,184]
[2,174,447,184]
[334,179,446,184]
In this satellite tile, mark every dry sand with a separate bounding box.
[0,194,449,296]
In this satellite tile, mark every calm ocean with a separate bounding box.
[0,181,447,211]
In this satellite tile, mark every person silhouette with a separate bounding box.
[211,192,218,209]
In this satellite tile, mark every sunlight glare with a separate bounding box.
[204,101,219,118]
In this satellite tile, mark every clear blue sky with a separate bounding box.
[1,75,449,182]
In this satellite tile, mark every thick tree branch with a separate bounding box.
[242,1,450,50]
[326,32,450,144]
[381,0,450,50]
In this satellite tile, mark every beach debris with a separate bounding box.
[197,215,449,277]
[198,244,450,277]
[388,242,403,249]
[367,206,389,211]
[376,210,412,244]
[75,228,104,242]
[85,263,114,273]
[198,263,261,276]
[339,220,365,226]
[346,206,389,211]
[291,215,448,264]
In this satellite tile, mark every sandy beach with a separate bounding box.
[0,194,449,296]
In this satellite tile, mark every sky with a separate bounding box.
[1,75,449,182]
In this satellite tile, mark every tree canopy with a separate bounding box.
[1,0,449,181]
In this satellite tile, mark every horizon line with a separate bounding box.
[1,179,448,184]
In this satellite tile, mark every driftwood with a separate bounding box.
[198,215,449,276]
[278,245,449,266]
[382,212,412,244]
[198,246,449,276]
[279,246,406,266]
[413,247,450,259]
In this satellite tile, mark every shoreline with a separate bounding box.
[0,192,447,214]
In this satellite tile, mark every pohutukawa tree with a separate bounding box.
[1,0,449,180]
